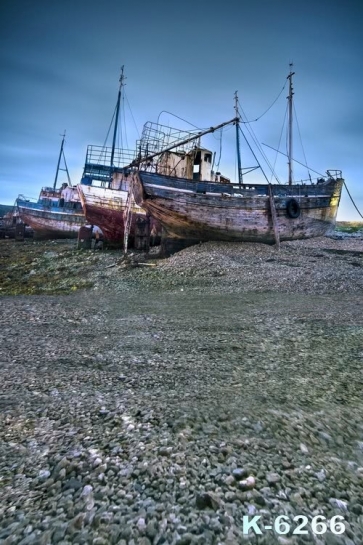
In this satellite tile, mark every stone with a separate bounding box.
[195,492,222,510]
[238,476,256,490]
[232,468,247,481]
[266,472,281,484]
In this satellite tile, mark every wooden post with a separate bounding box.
[268,185,280,250]
[134,215,150,251]
[15,223,25,241]
[77,225,92,250]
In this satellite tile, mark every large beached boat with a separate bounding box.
[17,133,85,239]
[131,67,343,248]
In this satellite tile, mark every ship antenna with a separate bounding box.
[287,63,295,185]
[234,91,243,186]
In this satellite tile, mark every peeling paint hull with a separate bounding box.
[133,172,343,243]
[17,203,85,239]
[77,184,161,245]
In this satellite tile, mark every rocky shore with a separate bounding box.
[1,231,363,544]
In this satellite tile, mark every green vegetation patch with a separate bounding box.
[335,221,363,234]
[0,239,94,296]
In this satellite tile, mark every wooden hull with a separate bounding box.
[17,202,85,239]
[133,172,343,243]
[77,184,161,245]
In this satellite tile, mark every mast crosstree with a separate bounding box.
[53,131,72,189]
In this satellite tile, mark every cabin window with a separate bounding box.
[204,154,212,163]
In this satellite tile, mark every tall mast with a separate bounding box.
[110,66,125,170]
[287,63,295,185]
[53,131,66,190]
[234,91,243,185]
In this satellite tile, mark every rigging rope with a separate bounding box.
[62,150,72,186]
[156,110,201,130]
[343,181,363,219]
[92,104,118,170]
[262,143,326,179]
[237,98,281,183]
[293,103,310,181]
[269,104,288,184]
[215,128,223,171]
[124,91,141,139]
[238,125,270,184]
[240,81,287,123]
[103,106,116,150]
[120,93,126,151]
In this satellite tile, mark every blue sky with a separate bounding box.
[0,0,362,220]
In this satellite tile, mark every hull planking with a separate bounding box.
[133,172,343,243]
[17,202,85,239]
[77,184,161,244]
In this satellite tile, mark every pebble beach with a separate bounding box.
[1,231,363,545]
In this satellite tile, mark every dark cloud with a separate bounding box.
[0,0,362,219]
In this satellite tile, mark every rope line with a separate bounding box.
[237,125,270,183]
[215,128,223,171]
[270,104,288,184]
[240,81,287,124]
[293,103,311,181]
[124,91,140,139]
[343,181,363,219]
[237,100,281,184]
[156,110,201,130]
[62,150,72,186]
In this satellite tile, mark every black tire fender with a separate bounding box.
[286,198,300,219]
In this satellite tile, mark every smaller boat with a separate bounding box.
[17,133,85,239]
[0,205,33,239]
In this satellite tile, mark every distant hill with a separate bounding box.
[0,204,14,217]
[336,221,363,233]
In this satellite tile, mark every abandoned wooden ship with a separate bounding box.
[16,133,85,239]
[77,67,161,246]
[132,68,343,246]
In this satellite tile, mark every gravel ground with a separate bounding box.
[1,232,363,545]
